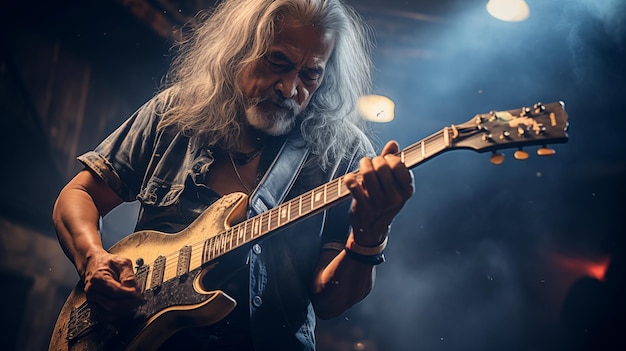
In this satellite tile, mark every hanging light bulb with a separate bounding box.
[357,95,395,122]
[486,0,530,22]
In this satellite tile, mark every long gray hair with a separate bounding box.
[155,0,375,169]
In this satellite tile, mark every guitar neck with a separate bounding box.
[190,128,451,267]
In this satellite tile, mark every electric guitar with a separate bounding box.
[49,101,569,351]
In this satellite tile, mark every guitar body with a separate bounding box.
[49,192,250,351]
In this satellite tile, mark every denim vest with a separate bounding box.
[78,99,372,350]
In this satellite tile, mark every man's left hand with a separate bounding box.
[344,140,414,245]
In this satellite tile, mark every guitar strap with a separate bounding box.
[248,130,310,217]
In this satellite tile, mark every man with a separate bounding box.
[52,0,413,350]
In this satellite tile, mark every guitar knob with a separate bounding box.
[514,148,529,160]
[499,131,511,139]
[537,146,556,156]
[490,152,504,165]
[482,133,493,141]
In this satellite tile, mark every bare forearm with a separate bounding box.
[53,186,106,276]
[312,140,414,319]
[52,170,122,277]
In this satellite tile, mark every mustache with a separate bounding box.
[249,94,299,113]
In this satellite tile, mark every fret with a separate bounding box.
[233,225,238,246]
[220,233,227,253]
[212,236,218,256]
[337,178,342,199]
[237,224,244,245]
[268,209,275,232]
[211,235,218,258]
[207,236,214,259]
[298,196,302,217]
[216,235,223,255]
[287,200,296,223]
[280,204,288,224]
[301,193,311,214]
[253,217,260,237]
[337,178,343,198]
[260,212,269,235]
[328,179,338,202]
[221,231,227,253]
[226,229,233,251]
[325,183,334,203]
[247,219,253,240]
[214,235,221,256]
[286,202,292,222]
[202,239,209,263]
[266,210,272,232]
[202,236,214,263]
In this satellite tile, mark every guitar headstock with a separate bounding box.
[449,101,568,163]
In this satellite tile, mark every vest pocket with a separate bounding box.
[138,177,184,207]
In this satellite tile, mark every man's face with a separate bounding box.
[239,20,335,136]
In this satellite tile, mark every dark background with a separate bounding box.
[1,0,624,350]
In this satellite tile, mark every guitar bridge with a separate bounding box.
[67,303,98,341]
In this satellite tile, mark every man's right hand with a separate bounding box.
[82,249,145,322]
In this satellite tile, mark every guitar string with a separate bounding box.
[161,151,449,280]
[150,132,451,280]
[152,114,566,277]
[148,136,451,280]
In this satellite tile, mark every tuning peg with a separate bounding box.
[533,102,546,114]
[514,148,529,160]
[490,152,504,165]
[537,145,556,156]
[520,107,530,117]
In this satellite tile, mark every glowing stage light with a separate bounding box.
[357,95,395,122]
[550,253,611,281]
[486,0,530,22]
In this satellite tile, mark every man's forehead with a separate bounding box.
[270,22,334,64]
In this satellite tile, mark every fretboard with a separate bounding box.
[189,127,453,269]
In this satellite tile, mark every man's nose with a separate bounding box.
[275,73,299,99]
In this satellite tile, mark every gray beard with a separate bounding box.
[244,96,300,136]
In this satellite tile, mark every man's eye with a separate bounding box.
[266,57,289,70]
[301,73,319,83]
